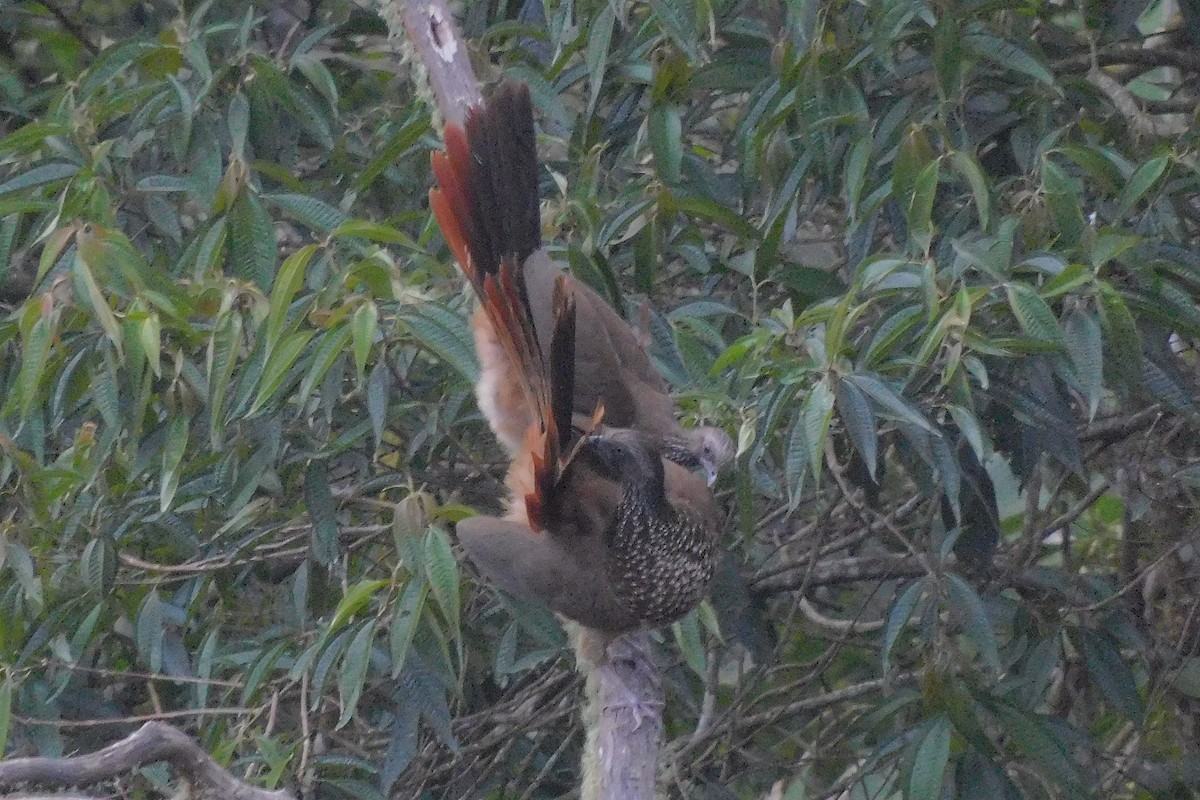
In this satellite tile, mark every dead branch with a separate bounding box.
[0,721,293,800]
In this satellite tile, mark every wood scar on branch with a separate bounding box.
[427,5,456,61]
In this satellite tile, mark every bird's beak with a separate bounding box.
[705,463,719,487]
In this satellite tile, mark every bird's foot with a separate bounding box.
[598,657,664,731]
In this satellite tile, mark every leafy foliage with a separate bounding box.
[2,0,1200,798]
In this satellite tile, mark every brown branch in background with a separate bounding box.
[1057,44,1200,74]
[0,722,292,800]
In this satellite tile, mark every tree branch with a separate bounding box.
[0,722,292,800]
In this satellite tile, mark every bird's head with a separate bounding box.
[662,426,734,486]
[692,426,733,486]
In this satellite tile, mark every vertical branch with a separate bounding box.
[387,2,668,797]
[580,632,664,800]
[381,0,482,126]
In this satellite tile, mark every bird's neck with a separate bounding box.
[621,474,666,512]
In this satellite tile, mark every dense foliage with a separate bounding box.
[2,0,1200,797]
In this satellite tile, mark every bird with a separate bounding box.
[429,82,727,636]
[429,82,732,487]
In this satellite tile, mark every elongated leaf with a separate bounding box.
[947,574,1000,673]
[423,527,460,642]
[950,150,990,230]
[352,302,378,381]
[835,375,878,481]
[1115,155,1168,218]
[1063,307,1103,420]
[390,576,427,678]
[845,373,935,432]
[909,717,952,800]
[208,311,243,448]
[801,377,835,477]
[227,191,276,287]
[882,579,925,673]
[267,244,317,353]
[0,162,79,196]
[72,252,123,352]
[305,460,340,566]
[0,675,12,757]
[397,305,479,383]
[965,34,1055,86]
[160,414,189,511]
[337,621,377,728]
[1006,283,1063,347]
[250,330,313,413]
[649,105,683,186]
[1074,627,1143,719]
[1096,281,1141,391]
[297,325,351,407]
[136,589,165,673]
[13,314,53,418]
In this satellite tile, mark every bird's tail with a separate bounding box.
[430,84,579,530]
[429,82,541,294]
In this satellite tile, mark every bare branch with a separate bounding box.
[0,722,293,800]
[380,0,482,126]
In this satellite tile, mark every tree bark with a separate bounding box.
[0,721,294,800]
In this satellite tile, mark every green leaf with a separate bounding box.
[908,717,951,800]
[305,460,341,566]
[207,311,243,448]
[330,220,415,246]
[845,373,935,432]
[250,330,314,413]
[12,314,53,419]
[1063,307,1103,420]
[1096,281,1141,391]
[949,150,990,230]
[0,675,12,757]
[1074,628,1143,719]
[327,579,389,640]
[964,34,1056,86]
[0,162,79,196]
[390,576,427,678]
[268,193,348,233]
[882,579,925,673]
[835,375,878,481]
[585,5,615,116]
[0,121,72,156]
[229,91,250,156]
[397,305,479,383]
[352,302,378,381]
[227,191,276,287]
[801,377,835,478]
[947,574,1001,673]
[424,527,461,643]
[673,195,760,240]
[649,105,683,186]
[159,414,189,511]
[907,160,939,248]
[267,244,317,354]
[72,252,123,353]
[1115,155,1168,218]
[1005,283,1063,347]
[297,324,352,407]
[845,135,871,215]
[136,589,165,673]
[337,621,376,728]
